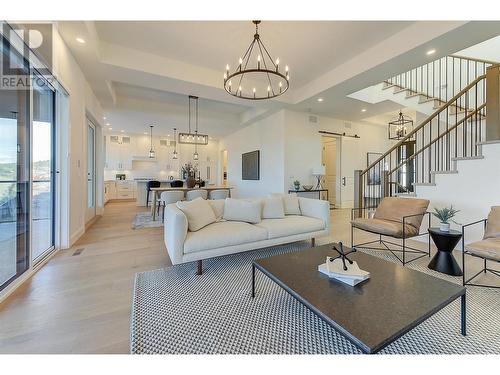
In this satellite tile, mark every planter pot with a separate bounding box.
[186,176,196,189]
[294,185,300,191]
[440,222,450,232]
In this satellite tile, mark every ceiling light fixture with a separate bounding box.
[361,108,367,112]
[317,98,324,102]
[224,21,289,100]
[148,125,156,158]
[179,95,209,146]
[426,49,436,56]
[388,110,413,140]
[172,128,178,160]
[76,37,86,44]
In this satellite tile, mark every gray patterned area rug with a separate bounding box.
[132,212,163,229]
[130,241,500,354]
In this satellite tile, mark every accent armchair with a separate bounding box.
[351,197,431,266]
[462,206,500,288]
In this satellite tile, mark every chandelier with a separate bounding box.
[223,21,289,100]
[388,110,413,140]
[179,96,208,161]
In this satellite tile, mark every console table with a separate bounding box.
[288,189,329,201]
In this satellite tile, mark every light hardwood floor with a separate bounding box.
[0,201,494,353]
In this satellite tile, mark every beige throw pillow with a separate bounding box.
[262,197,285,219]
[208,199,225,221]
[270,193,301,215]
[484,206,500,239]
[223,198,262,224]
[176,197,216,232]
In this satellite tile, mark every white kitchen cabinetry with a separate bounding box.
[104,181,116,204]
[106,135,135,170]
[104,180,136,202]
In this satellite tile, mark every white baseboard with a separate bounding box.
[70,226,85,246]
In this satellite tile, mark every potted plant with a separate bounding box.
[181,162,198,188]
[293,180,301,191]
[432,206,460,232]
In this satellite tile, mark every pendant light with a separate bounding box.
[148,125,155,158]
[172,127,178,159]
[193,97,199,161]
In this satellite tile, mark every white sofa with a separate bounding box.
[164,197,330,273]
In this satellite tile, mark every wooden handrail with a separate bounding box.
[450,54,500,67]
[361,74,486,176]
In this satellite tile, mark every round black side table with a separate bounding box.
[428,227,463,276]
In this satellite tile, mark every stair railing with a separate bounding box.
[386,55,496,105]
[356,74,488,209]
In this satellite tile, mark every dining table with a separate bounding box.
[149,186,233,220]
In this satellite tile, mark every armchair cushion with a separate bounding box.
[351,218,419,238]
[465,238,500,261]
[483,206,500,240]
[374,197,429,230]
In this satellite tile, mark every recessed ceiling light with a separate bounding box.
[120,130,124,133]
[426,49,436,56]
[109,128,112,130]
[103,116,106,120]
[361,109,367,112]
[317,98,324,102]
[106,123,110,126]
[167,134,171,137]
[76,37,86,44]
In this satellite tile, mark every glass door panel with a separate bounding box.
[86,120,95,215]
[0,39,30,290]
[32,75,55,261]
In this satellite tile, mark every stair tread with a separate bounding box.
[430,170,458,174]
[451,156,484,161]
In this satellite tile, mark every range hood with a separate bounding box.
[132,155,158,162]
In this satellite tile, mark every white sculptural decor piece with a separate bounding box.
[318,242,370,286]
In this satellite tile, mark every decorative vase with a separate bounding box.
[186,176,196,188]
[440,222,450,232]
[294,184,300,191]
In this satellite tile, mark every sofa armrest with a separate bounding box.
[298,197,330,231]
[164,203,188,265]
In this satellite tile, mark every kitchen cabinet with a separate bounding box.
[104,180,136,202]
[104,181,117,204]
[106,135,135,170]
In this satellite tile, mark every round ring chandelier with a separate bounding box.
[223,21,289,100]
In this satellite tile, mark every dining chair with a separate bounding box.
[146,180,161,207]
[170,180,184,188]
[186,189,208,201]
[208,189,229,200]
[159,191,185,223]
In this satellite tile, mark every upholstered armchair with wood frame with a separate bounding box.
[462,206,500,288]
[351,197,431,266]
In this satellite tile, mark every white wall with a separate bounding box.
[52,26,105,246]
[219,109,393,205]
[218,110,285,198]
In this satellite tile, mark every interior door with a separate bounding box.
[321,137,337,207]
[85,119,96,222]
[340,136,359,208]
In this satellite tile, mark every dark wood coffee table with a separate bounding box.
[251,244,466,354]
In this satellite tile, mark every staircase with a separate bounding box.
[355,55,499,209]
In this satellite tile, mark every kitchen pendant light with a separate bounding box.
[148,125,155,158]
[172,127,178,159]
[179,95,209,145]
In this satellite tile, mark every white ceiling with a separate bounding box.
[56,20,500,136]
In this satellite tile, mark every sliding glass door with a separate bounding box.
[32,74,55,260]
[0,39,30,290]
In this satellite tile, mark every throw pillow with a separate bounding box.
[270,193,301,215]
[484,206,500,239]
[262,197,285,219]
[223,198,262,224]
[208,199,225,221]
[176,197,216,232]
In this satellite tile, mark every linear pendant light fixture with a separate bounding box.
[172,127,178,159]
[223,21,289,100]
[179,95,209,146]
[148,125,155,158]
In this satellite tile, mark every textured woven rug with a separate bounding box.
[132,212,163,229]
[130,241,500,354]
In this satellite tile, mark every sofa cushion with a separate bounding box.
[223,198,262,224]
[374,197,429,230]
[184,221,268,254]
[262,197,285,219]
[208,199,225,221]
[270,193,301,215]
[176,197,216,232]
[483,206,500,239]
[465,238,500,261]
[255,215,325,239]
[351,218,419,238]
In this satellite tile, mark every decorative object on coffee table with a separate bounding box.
[302,184,313,191]
[293,180,301,191]
[182,162,198,188]
[318,242,370,286]
[428,227,463,276]
[432,205,460,232]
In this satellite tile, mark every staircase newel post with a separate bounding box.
[381,170,390,198]
[354,170,362,218]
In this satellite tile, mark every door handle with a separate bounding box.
[342,177,346,186]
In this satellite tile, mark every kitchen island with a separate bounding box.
[135,180,175,207]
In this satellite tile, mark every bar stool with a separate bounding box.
[146,180,161,207]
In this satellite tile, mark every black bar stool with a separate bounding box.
[146,180,161,207]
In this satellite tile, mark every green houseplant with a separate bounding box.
[293,180,301,191]
[432,206,460,232]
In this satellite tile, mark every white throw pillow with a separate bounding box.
[223,198,262,224]
[270,193,301,215]
[208,199,225,221]
[262,197,285,219]
[176,197,216,232]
